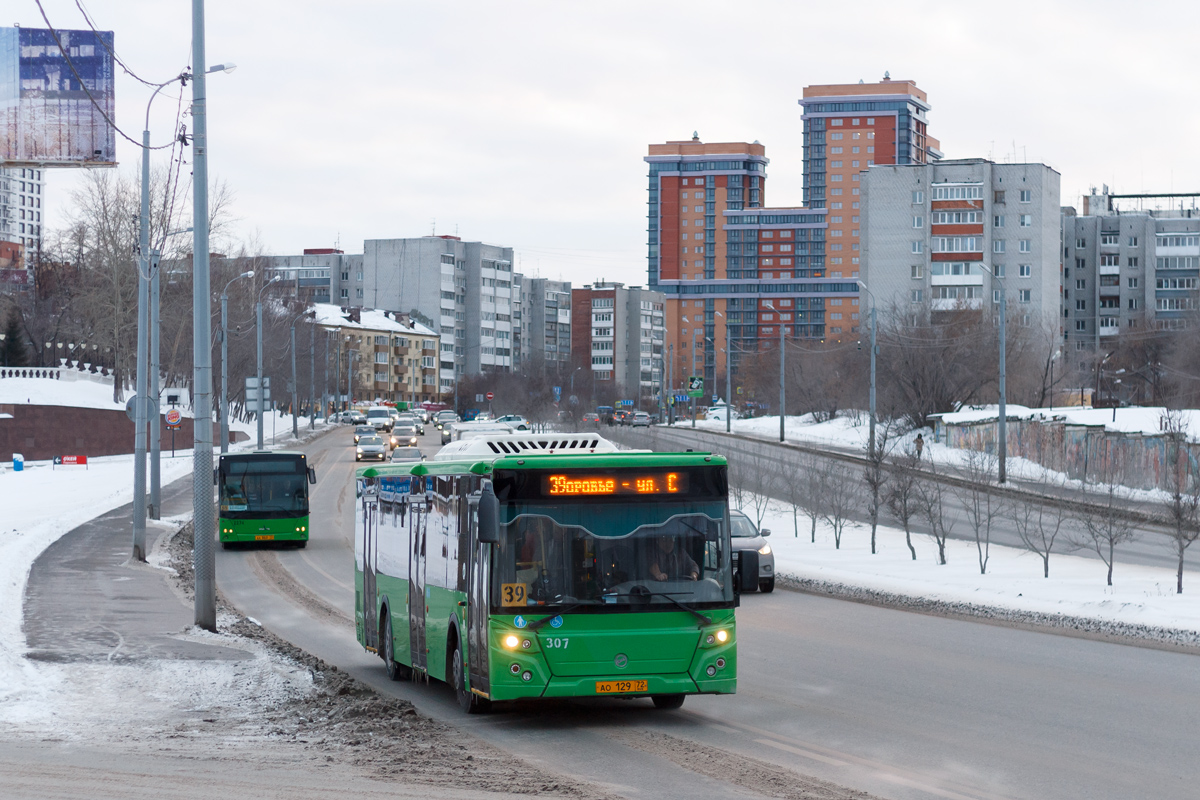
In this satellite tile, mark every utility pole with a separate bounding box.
[191,0,216,632]
[725,311,732,435]
[869,303,877,457]
[256,296,265,449]
[149,249,161,519]
[291,321,298,438]
[309,321,316,430]
[131,124,151,562]
[668,343,673,425]
[998,284,1007,483]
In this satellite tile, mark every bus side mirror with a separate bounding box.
[477,483,500,544]
[307,466,317,485]
[738,549,759,593]
[213,468,219,486]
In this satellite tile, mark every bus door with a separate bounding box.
[408,485,428,671]
[362,495,379,649]
[466,495,490,695]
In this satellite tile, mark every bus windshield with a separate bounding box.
[219,457,309,519]
[492,500,732,611]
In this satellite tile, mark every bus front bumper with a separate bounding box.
[219,521,309,543]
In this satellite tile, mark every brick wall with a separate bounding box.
[0,404,224,462]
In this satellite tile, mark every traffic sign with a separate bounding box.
[476,394,484,402]
[486,391,494,401]
[165,409,183,429]
[553,386,562,401]
[124,394,155,422]
[686,376,704,398]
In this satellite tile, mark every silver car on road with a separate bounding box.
[730,510,775,592]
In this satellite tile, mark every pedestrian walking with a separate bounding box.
[914,433,924,459]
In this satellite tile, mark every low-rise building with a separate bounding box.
[312,304,440,406]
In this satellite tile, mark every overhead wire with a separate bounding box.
[72,0,158,88]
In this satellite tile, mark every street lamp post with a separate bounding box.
[255,275,282,449]
[762,302,786,443]
[715,310,732,434]
[855,281,878,457]
[220,270,255,453]
[290,310,315,439]
[972,264,1008,483]
[309,320,316,430]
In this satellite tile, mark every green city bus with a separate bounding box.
[217,451,317,548]
[354,432,756,713]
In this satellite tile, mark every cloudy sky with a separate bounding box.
[24,0,1200,287]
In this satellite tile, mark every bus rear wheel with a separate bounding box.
[452,642,490,714]
[651,694,685,710]
[382,614,411,682]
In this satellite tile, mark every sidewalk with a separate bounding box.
[22,475,246,665]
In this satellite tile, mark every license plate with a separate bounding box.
[255,534,275,541]
[595,679,648,694]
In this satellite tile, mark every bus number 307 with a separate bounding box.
[545,638,569,648]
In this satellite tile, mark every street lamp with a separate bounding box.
[855,281,878,458]
[1048,348,1061,411]
[220,270,255,453]
[256,275,283,449]
[761,302,786,443]
[970,263,1007,483]
[714,310,733,434]
[290,309,316,439]
[190,0,238,632]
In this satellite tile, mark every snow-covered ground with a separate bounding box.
[0,389,333,736]
[750,495,1200,638]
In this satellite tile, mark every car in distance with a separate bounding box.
[389,446,424,464]
[396,413,424,435]
[366,406,394,431]
[493,414,530,431]
[729,510,775,592]
[631,411,651,427]
[353,425,376,443]
[581,412,600,426]
[392,423,421,447]
[434,411,459,429]
[355,434,387,462]
[705,404,739,422]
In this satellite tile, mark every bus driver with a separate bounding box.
[649,535,699,582]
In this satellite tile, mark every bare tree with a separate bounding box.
[862,421,895,555]
[743,447,780,529]
[780,451,818,538]
[885,448,921,560]
[957,448,1006,574]
[822,462,857,550]
[1159,410,1200,593]
[1072,476,1138,587]
[1010,472,1071,578]
[917,459,955,565]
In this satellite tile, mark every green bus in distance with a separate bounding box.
[354,432,756,713]
[218,451,316,548]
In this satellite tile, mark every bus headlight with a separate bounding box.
[504,635,519,649]
[758,544,772,555]
[715,630,728,643]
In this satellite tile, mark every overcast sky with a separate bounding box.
[25,0,1200,288]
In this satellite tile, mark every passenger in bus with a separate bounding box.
[649,535,699,582]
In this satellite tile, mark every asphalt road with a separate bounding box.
[214,424,1200,800]
[604,424,1200,575]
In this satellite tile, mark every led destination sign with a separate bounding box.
[543,472,688,496]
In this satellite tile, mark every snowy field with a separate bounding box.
[749,497,1200,637]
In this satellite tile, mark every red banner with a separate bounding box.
[54,455,88,466]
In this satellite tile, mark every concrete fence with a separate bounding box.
[934,414,1199,492]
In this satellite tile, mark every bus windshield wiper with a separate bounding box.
[624,590,713,627]
[527,603,586,631]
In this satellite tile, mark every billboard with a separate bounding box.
[0,27,116,167]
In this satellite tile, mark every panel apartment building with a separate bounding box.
[519,277,572,373]
[312,303,440,405]
[360,236,517,395]
[571,282,664,402]
[1062,189,1200,357]
[0,166,45,290]
[861,159,1061,329]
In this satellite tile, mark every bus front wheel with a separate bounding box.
[652,694,685,710]
[452,642,490,714]
[382,614,411,682]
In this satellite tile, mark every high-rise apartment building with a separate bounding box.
[264,248,359,305]
[647,137,860,396]
[1062,189,1200,352]
[361,236,516,394]
[571,282,664,402]
[0,166,45,267]
[861,158,1061,327]
[520,277,572,374]
[799,77,941,281]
